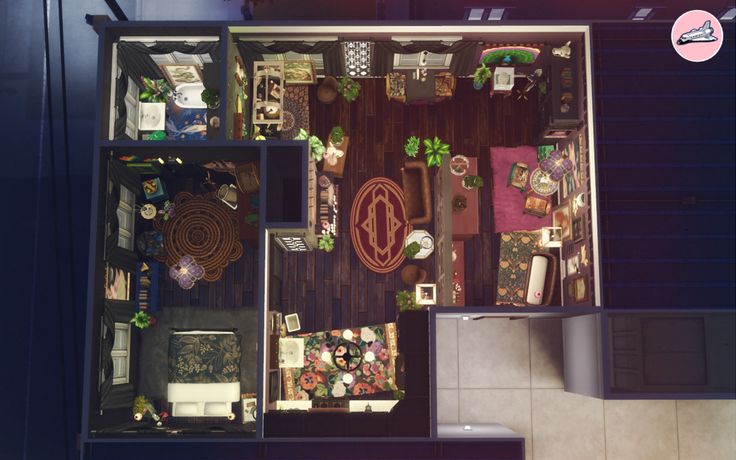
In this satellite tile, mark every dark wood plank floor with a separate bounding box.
[158,172,259,309]
[278,78,538,331]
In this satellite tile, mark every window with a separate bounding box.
[487,8,506,20]
[394,52,452,69]
[263,51,324,73]
[631,7,654,20]
[122,74,139,140]
[101,322,131,386]
[117,185,135,250]
[466,8,484,20]
[343,41,372,77]
[720,7,736,21]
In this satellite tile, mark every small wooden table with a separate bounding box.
[451,157,480,240]
[321,136,349,178]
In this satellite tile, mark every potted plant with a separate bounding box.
[337,76,361,103]
[318,234,335,253]
[200,89,220,109]
[473,64,491,90]
[462,175,484,189]
[423,136,451,167]
[396,290,419,312]
[130,311,156,329]
[329,126,345,146]
[403,241,421,259]
[139,77,172,103]
[404,136,420,158]
[294,128,326,162]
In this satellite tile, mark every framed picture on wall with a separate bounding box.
[159,64,203,86]
[283,60,316,84]
[572,216,585,243]
[552,202,572,241]
[104,264,131,301]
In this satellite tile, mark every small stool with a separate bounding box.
[317,76,338,104]
[401,264,427,286]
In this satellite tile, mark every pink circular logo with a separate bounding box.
[671,10,724,62]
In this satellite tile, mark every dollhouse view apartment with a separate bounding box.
[81,18,735,460]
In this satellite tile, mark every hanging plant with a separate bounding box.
[404,136,420,157]
[423,136,451,167]
[337,76,361,103]
[130,311,155,329]
[294,128,326,162]
[139,77,172,103]
[318,234,335,252]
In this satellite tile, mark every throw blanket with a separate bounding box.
[283,323,399,400]
[168,333,241,383]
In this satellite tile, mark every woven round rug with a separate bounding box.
[350,178,412,274]
[157,192,243,282]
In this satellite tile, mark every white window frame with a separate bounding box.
[116,185,135,251]
[100,321,131,386]
[263,50,325,76]
[393,52,452,69]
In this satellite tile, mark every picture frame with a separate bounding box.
[568,275,590,303]
[159,64,203,86]
[572,216,585,243]
[552,202,572,241]
[415,283,437,305]
[565,253,581,276]
[268,370,280,403]
[283,60,316,84]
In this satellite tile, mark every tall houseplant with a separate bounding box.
[337,76,361,103]
[473,64,491,90]
[423,136,451,167]
[139,77,172,103]
[294,128,326,162]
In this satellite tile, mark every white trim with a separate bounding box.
[260,228,271,433]
[119,36,219,42]
[239,36,339,42]
[390,35,463,42]
[230,25,590,34]
[108,44,118,141]
[583,28,603,307]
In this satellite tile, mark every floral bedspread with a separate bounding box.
[283,323,398,400]
[168,332,241,383]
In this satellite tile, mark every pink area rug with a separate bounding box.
[490,146,552,233]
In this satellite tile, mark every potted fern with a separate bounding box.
[294,128,326,162]
[329,126,345,146]
[139,77,171,103]
[337,76,361,103]
[200,89,220,109]
[404,136,420,158]
[318,234,335,253]
[473,64,491,90]
[423,136,451,167]
[403,241,421,259]
[130,311,156,329]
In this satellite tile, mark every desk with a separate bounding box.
[386,70,454,104]
[451,157,480,240]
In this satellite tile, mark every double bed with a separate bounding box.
[167,330,242,417]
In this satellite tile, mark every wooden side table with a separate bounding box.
[451,157,480,240]
[321,136,349,178]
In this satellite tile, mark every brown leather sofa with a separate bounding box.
[400,161,432,225]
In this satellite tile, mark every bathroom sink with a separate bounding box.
[138,102,166,131]
[174,82,207,109]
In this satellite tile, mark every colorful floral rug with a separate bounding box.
[496,231,542,306]
[350,178,412,274]
[282,323,399,400]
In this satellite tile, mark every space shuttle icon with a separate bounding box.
[676,21,718,45]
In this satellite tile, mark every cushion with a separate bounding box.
[174,402,200,416]
[204,402,230,416]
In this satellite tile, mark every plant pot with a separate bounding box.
[401,264,427,285]
[452,195,468,212]
[473,81,484,90]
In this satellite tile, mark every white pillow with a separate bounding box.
[204,402,229,416]
[174,402,200,416]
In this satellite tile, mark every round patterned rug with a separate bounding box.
[350,178,412,274]
[156,192,243,282]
